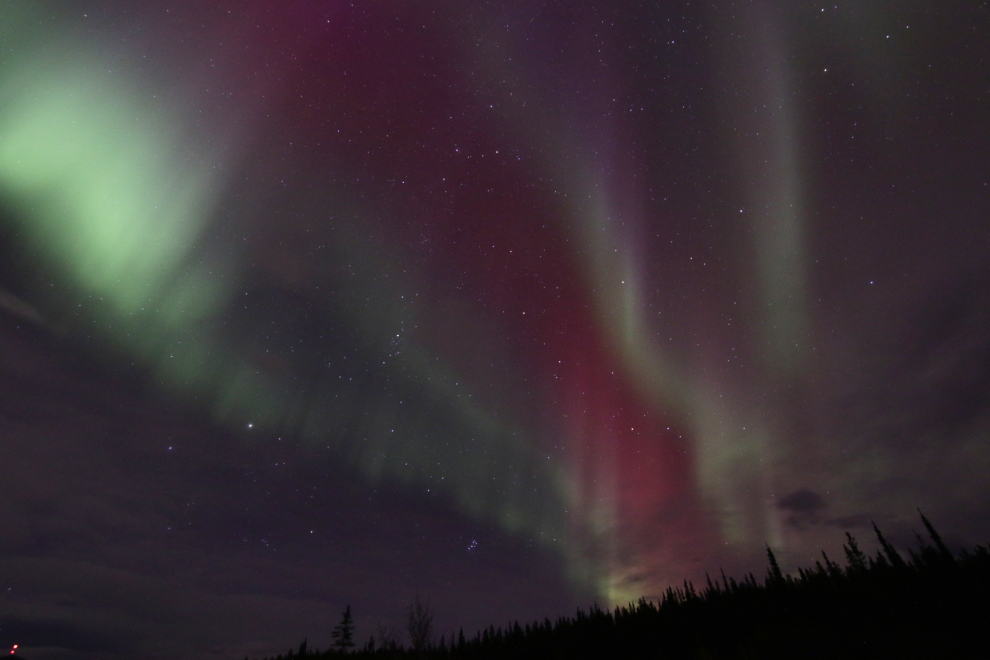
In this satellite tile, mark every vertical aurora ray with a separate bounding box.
[486,0,829,598]
[551,165,710,601]
[424,1,727,597]
[690,0,817,555]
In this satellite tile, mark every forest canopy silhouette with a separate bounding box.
[254,514,988,659]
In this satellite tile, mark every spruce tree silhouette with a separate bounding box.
[873,521,907,569]
[331,605,355,652]
[919,510,955,564]
[251,513,990,660]
[843,531,868,572]
[765,545,784,583]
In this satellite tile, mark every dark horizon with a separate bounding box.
[1,0,988,657]
[251,516,990,659]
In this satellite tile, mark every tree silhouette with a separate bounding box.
[331,605,355,652]
[920,509,955,563]
[376,622,404,652]
[253,513,990,660]
[406,594,435,653]
[843,531,868,572]
[873,521,907,569]
[765,545,784,583]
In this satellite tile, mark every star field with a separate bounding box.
[1,1,989,658]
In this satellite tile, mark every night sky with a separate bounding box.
[1,1,989,657]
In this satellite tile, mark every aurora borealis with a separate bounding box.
[1,1,989,657]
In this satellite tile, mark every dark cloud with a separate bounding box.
[778,490,826,531]
[778,490,826,516]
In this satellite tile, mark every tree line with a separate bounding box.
[253,513,988,659]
